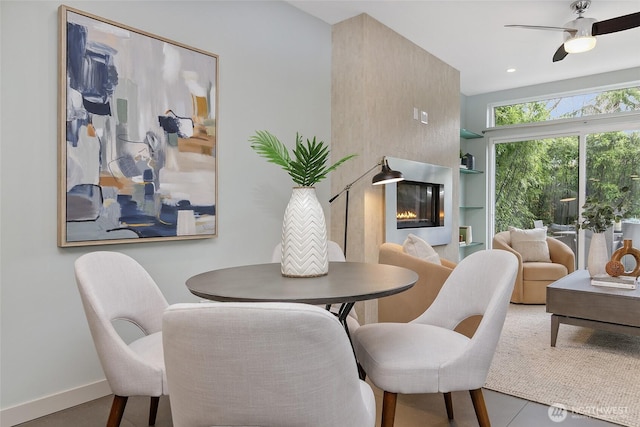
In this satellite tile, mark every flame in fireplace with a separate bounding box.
[397,210,417,220]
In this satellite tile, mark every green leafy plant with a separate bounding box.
[249,130,357,187]
[580,187,630,233]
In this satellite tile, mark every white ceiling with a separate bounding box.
[288,0,640,96]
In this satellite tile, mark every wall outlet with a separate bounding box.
[413,107,419,120]
[421,111,428,124]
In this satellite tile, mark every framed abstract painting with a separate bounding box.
[58,6,218,247]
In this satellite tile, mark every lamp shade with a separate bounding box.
[372,159,404,185]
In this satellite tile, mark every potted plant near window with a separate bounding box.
[580,187,629,277]
[250,130,356,277]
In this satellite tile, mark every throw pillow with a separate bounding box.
[508,226,551,262]
[402,234,441,264]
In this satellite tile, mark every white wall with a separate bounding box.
[0,1,331,423]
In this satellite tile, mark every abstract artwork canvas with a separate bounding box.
[58,6,218,246]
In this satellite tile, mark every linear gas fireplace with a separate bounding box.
[384,157,452,246]
[396,180,444,229]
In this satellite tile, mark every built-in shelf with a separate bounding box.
[460,168,483,174]
[460,128,483,139]
[459,128,484,260]
[459,242,483,248]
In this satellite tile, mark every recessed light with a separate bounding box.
[506,68,516,73]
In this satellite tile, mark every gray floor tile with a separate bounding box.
[510,400,622,427]
[15,389,621,427]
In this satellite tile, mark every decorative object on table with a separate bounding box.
[250,130,356,277]
[58,6,218,247]
[587,232,609,277]
[605,260,625,277]
[329,157,404,258]
[609,239,640,276]
[579,188,630,277]
[590,274,637,289]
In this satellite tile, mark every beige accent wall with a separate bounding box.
[331,14,461,323]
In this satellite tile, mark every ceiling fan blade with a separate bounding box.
[592,11,640,36]
[505,24,576,34]
[553,44,569,62]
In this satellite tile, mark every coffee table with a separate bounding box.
[546,269,640,346]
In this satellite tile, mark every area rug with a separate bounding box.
[485,304,640,426]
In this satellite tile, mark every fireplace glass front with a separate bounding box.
[396,180,444,229]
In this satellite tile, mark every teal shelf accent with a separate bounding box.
[460,168,483,174]
[460,129,483,139]
[459,242,483,248]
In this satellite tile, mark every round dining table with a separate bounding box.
[186,261,418,379]
[186,261,418,330]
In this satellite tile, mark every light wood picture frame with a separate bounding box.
[58,5,218,247]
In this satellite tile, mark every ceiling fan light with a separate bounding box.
[564,36,597,53]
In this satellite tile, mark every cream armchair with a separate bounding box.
[378,243,455,324]
[378,243,481,337]
[493,231,575,303]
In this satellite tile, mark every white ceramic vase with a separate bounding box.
[281,187,329,277]
[587,232,608,277]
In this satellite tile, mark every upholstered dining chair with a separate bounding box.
[271,240,360,331]
[163,302,376,427]
[353,250,518,427]
[75,251,168,427]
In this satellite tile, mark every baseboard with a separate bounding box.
[0,380,111,427]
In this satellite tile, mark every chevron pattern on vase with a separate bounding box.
[281,187,329,277]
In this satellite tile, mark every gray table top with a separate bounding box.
[548,269,640,299]
[186,262,419,305]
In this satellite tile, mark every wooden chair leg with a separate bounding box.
[469,388,491,427]
[443,392,454,420]
[149,396,160,425]
[106,395,128,427]
[381,391,398,427]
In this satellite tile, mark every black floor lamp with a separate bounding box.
[329,157,404,258]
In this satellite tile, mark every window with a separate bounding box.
[493,86,640,126]
[487,86,640,269]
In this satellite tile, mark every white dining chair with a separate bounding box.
[75,251,168,427]
[163,302,376,427]
[353,250,518,427]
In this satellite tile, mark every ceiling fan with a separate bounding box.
[505,0,640,62]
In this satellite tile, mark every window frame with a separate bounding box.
[488,81,640,128]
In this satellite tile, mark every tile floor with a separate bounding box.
[16,384,618,427]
